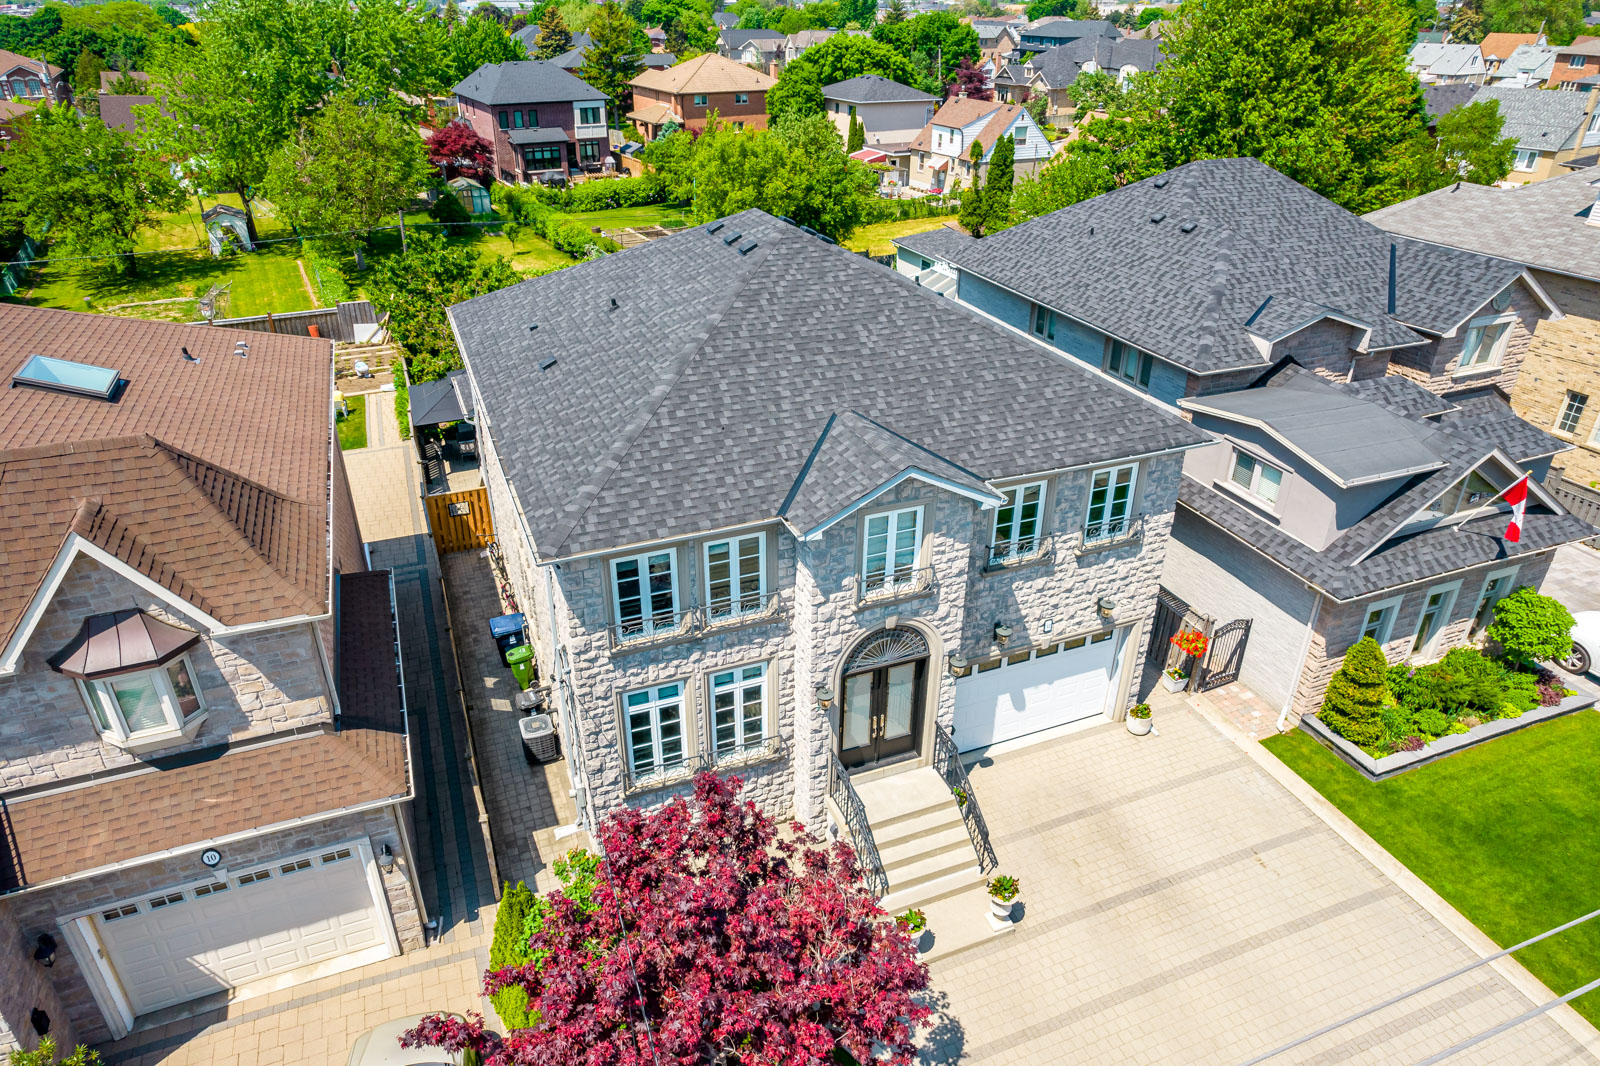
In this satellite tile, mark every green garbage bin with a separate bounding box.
[506,644,534,690]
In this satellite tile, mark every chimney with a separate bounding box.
[958,90,968,100]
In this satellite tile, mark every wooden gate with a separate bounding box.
[1197,619,1251,692]
[424,487,494,555]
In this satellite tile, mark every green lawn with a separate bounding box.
[1264,714,1600,1025]
[844,216,960,257]
[337,394,367,450]
[18,242,315,320]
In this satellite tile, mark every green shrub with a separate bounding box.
[1413,706,1451,739]
[1321,637,1390,748]
[488,880,537,1029]
[303,240,353,304]
[429,190,472,235]
[1487,586,1575,666]
[392,360,411,441]
[1500,669,1542,713]
[9,1038,99,1066]
[501,174,669,213]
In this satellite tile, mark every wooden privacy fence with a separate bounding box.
[424,487,494,555]
[197,300,381,342]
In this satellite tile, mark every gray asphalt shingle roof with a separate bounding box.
[1020,37,1164,90]
[1469,85,1592,153]
[944,158,1529,376]
[452,210,1207,558]
[822,73,937,104]
[1178,363,1589,599]
[1422,83,1478,122]
[1367,164,1600,283]
[453,60,603,105]
[722,28,786,49]
[891,225,974,260]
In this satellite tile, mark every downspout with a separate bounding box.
[1278,587,1324,732]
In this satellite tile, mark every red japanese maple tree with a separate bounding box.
[426,120,494,180]
[945,58,994,101]
[405,773,930,1065]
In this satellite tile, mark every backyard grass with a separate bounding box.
[1264,713,1600,1026]
[18,242,315,320]
[336,394,367,450]
[844,215,960,257]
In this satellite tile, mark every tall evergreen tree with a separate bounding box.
[882,0,908,23]
[1320,637,1390,749]
[958,138,986,235]
[846,114,864,152]
[579,2,643,121]
[532,5,572,58]
[982,132,1013,233]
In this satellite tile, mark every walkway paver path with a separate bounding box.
[923,700,1595,1065]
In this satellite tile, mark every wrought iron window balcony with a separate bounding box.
[1076,514,1145,554]
[702,590,785,629]
[607,608,698,651]
[855,565,937,608]
[625,735,787,794]
[983,532,1054,572]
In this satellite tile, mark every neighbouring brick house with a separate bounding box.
[1546,37,1600,89]
[448,210,1205,843]
[626,53,776,140]
[453,60,611,183]
[904,157,1586,719]
[0,49,68,104]
[0,307,418,1052]
[1370,164,1600,487]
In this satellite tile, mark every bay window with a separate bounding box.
[579,105,601,124]
[81,655,206,743]
[705,533,765,621]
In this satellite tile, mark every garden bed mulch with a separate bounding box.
[1302,672,1599,781]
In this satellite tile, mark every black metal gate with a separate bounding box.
[1148,588,1190,669]
[1197,619,1251,692]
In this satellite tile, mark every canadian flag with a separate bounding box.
[1504,474,1530,544]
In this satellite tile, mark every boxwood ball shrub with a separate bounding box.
[1321,636,1389,748]
[1487,586,1575,667]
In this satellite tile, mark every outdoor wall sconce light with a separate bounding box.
[1097,597,1116,618]
[947,653,968,676]
[33,933,55,968]
[814,684,834,709]
[993,623,1013,647]
[377,844,396,874]
[30,1009,48,1037]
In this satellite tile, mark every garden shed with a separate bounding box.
[448,176,491,215]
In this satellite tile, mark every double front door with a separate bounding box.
[839,658,926,769]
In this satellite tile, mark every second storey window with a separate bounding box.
[1229,450,1283,505]
[1031,303,1055,341]
[498,110,509,129]
[705,533,764,620]
[693,93,708,106]
[991,481,1046,562]
[1084,464,1136,543]
[862,506,922,592]
[525,108,539,126]
[1512,149,1538,172]
[1106,339,1153,389]
[579,105,601,124]
[1459,315,1513,369]
[512,109,525,129]
[624,682,685,779]
[734,92,749,104]
[612,549,678,638]
[1556,391,1588,435]
[711,664,766,758]
[82,656,205,740]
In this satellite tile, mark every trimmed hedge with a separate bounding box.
[860,197,960,225]
[391,360,410,441]
[498,173,671,212]
[499,188,622,258]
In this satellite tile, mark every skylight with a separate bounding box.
[12,354,121,400]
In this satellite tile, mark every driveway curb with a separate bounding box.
[1188,692,1600,1060]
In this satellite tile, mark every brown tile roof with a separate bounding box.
[0,568,406,892]
[908,96,1005,153]
[0,306,336,646]
[0,49,61,78]
[630,52,776,95]
[1479,32,1543,60]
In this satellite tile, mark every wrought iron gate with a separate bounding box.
[1149,588,1191,670]
[1197,619,1251,692]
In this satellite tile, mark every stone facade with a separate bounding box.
[3,807,419,1047]
[0,556,335,791]
[1387,278,1542,396]
[1288,550,1556,722]
[1511,269,1600,485]
[485,438,1185,829]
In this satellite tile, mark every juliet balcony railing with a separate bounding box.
[607,592,787,652]
[983,532,1055,572]
[625,733,787,794]
[854,564,937,608]
[1075,514,1145,554]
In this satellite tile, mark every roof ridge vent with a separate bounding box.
[707,221,725,234]
[722,231,742,245]
[737,240,759,255]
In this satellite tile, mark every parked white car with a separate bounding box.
[1559,611,1600,675]
[348,1014,464,1066]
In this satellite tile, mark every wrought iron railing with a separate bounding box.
[626,734,787,793]
[855,565,937,607]
[983,532,1054,572]
[931,722,998,875]
[1076,514,1145,553]
[607,607,698,650]
[703,590,785,627]
[829,752,889,898]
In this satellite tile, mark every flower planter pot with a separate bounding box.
[989,895,1015,921]
[1126,715,1152,736]
[1161,674,1188,694]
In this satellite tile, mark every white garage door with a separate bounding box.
[93,845,392,1015]
[953,628,1126,751]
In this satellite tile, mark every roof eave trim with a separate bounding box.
[1175,400,1439,488]
[1433,266,1564,336]
[801,469,1007,542]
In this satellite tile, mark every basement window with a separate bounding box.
[13,353,121,399]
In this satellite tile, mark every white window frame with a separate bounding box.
[861,505,924,593]
[1512,148,1539,172]
[1555,390,1588,436]
[1471,565,1520,635]
[734,92,749,104]
[703,532,766,622]
[1358,595,1404,647]
[1228,448,1285,507]
[708,662,769,761]
[1410,580,1463,658]
[78,653,207,748]
[693,93,708,106]
[610,548,681,641]
[1031,302,1055,341]
[990,480,1048,563]
[1458,313,1516,371]
[1084,463,1137,544]
[622,681,689,782]
[1105,339,1153,389]
[578,104,601,125]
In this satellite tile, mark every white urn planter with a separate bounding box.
[1161,672,1188,694]
[1126,715,1152,736]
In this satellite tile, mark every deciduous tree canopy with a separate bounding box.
[767,32,920,119]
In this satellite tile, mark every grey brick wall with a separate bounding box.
[0,557,335,792]
[4,806,420,1046]
[0,899,76,1054]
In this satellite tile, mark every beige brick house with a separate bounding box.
[0,308,418,1052]
[1370,164,1600,486]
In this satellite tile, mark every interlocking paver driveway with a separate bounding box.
[923,704,1595,1066]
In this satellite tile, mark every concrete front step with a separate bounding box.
[914,883,1015,964]
[875,805,967,852]
[879,823,973,875]
[853,766,958,827]
[881,865,985,915]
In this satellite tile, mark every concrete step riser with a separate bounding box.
[881,868,987,915]
[875,812,967,852]
[881,831,974,875]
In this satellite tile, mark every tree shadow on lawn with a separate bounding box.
[22,246,304,313]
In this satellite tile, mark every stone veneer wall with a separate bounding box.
[0,899,76,1054]
[0,557,335,791]
[3,806,421,1046]
[1512,269,1600,485]
[1287,550,1556,722]
[1386,279,1542,396]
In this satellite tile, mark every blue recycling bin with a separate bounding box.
[490,613,526,666]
